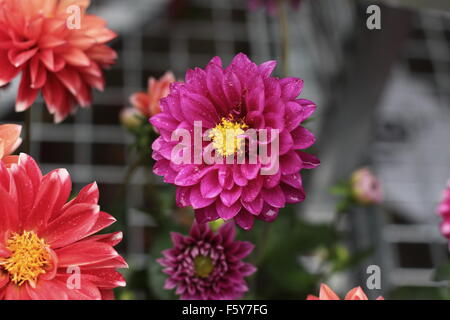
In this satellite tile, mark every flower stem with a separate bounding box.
[276,0,290,77]
[24,108,32,155]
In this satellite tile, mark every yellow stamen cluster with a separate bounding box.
[209,118,248,156]
[0,231,50,286]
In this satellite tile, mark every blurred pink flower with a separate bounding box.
[438,180,450,239]
[157,222,256,300]
[130,71,176,117]
[351,168,383,205]
[307,284,384,300]
[0,124,22,165]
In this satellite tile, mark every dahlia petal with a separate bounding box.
[55,68,82,96]
[262,186,285,208]
[190,184,216,209]
[0,185,20,233]
[9,163,35,222]
[17,153,42,192]
[206,62,228,114]
[56,240,120,267]
[216,200,241,220]
[234,211,254,230]
[281,172,302,189]
[240,163,259,180]
[220,185,242,207]
[241,195,263,215]
[291,126,316,149]
[258,60,277,78]
[297,151,320,169]
[87,232,123,247]
[345,286,369,300]
[61,47,91,67]
[280,151,302,175]
[39,35,65,49]
[263,169,281,189]
[8,47,39,67]
[241,176,263,202]
[284,101,304,132]
[25,280,69,300]
[16,68,39,112]
[222,70,242,108]
[175,186,191,207]
[29,56,47,89]
[63,181,99,209]
[174,165,213,187]
[100,289,115,300]
[297,98,317,122]
[239,263,257,276]
[0,50,20,86]
[282,184,306,204]
[43,203,100,248]
[0,124,22,156]
[24,170,61,231]
[200,170,222,198]
[195,205,220,224]
[181,93,219,127]
[85,211,116,237]
[280,77,304,100]
[0,272,9,290]
[4,283,31,300]
[39,49,55,70]
[82,269,126,289]
[319,284,340,300]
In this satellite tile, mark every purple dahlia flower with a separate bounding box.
[150,53,319,230]
[157,222,256,300]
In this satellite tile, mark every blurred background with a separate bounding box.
[0,0,449,300]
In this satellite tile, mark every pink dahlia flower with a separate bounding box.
[249,0,302,14]
[130,71,176,117]
[307,284,384,300]
[0,154,127,300]
[0,0,117,123]
[438,180,450,239]
[0,124,22,165]
[150,53,319,230]
[351,168,383,205]
[157,222,256,300]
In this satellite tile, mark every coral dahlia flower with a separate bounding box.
[351,168,383,205]
[438,180,450,239]
[0,0,117,123]
[307,284,384,300]
[0,124,22,165]
[0,153,127,300]
[130,71,176,117]
[157,222,256,300]
[150,53,319,230]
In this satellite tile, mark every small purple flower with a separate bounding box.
[150,53,319,230]
[157,222,256,300]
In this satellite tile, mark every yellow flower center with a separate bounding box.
[0,231,50,286]
[194,255,214,278]
[209,118,248,156]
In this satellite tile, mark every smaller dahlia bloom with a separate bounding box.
[0,154,127,300]
[249,0,302,14]
[437,180,450,239]
[0,0,117,122]
[0,124,21,164]
[157,222,256,300]
[351,168,383,205]
[130,71,176,117]
[307,284,384,300]
[119,107,142,131]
